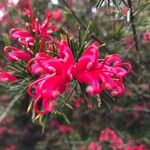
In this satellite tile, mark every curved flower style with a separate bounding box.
[27,52,52,75]
[58,40,75,80]
[73,44,104,95]
[0,70,17,82]
[28,71,69,114]
[4,46,30,62]
[9,28,31,40]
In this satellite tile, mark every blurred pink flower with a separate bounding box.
[132,103,146,118]
[88,142,102,150]
[113,105,123,112]
[123,35,134,50]
[50,120,60,128]
[121,6,129,16]
[73,97,83,108]
[0,69,17,82]
[99,128,124,150]
[125,145,146,150]
[58,125,74,133]
[4,144,16,150]
[4,46,30,62]
[142,32,150,43]
[51,9,63,22]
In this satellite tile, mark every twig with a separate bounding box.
[127,0,140,62]
[122,0,129,7]
[101,95,113,114]
[0,98,16,122]
[0,87,27,123]
[61,0,102,44]
[62,83,77,107]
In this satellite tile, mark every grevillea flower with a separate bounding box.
[99,128,118,141]
[73,97,83,108]
[9,28,35,48]
[51,9,63,22]
[88,142,102,150]
[121,6,129,16]
[9,28,31,40]
[74,44,104,95]
[125,145,146,150]
[0,70,17,82]
[113,105,123,112]
[50,120,59,128]
[74,44,131,96]
[58,125,74,133]
[4,144,16,150]
[4,46,30,62]
[28,74,67,114]
[142,32,150,43]
[27,40,75,114]
[27,52,52,75]
[123,35,135,50]
[99,128,124,150]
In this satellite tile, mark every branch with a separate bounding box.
[0,98,16,122]
[61,0,102,44]
[127,0,140,62]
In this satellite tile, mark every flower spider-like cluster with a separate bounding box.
[1,0,131,115]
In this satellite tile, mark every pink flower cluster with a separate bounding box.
[99,128,124,150]
[2,38,132,115]
[80,142,102,150]
[73,97,92,109]
[0,69,17,82]
[26,41,131,114]
[142,32,150,43]
[50,120,73,133]
[80,128,147,150]
[1,0,131,115]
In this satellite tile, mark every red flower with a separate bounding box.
[9,28,35,48]
[28,74,67,114]
[88,142,102,150]
[27,40,75,114]
[99,128,118,141]
[27,52,52,75]
[99,128,124,150]
[4,46,30,62]
[58,124,73,133]
[123,35,135,50]
[125,145,146,150]
[74,44,131,96]
[51,9,63,22]
[0,69,17,82]
[142,32,150,43]
[73,97,83,108]
[121,6,129,16]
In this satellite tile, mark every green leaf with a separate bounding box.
[3,34,11,46]
[95,0,104,9]
[62,82,77,107]
[77,21,92,58]
[56,107,71,125]
[27,99,33,113]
